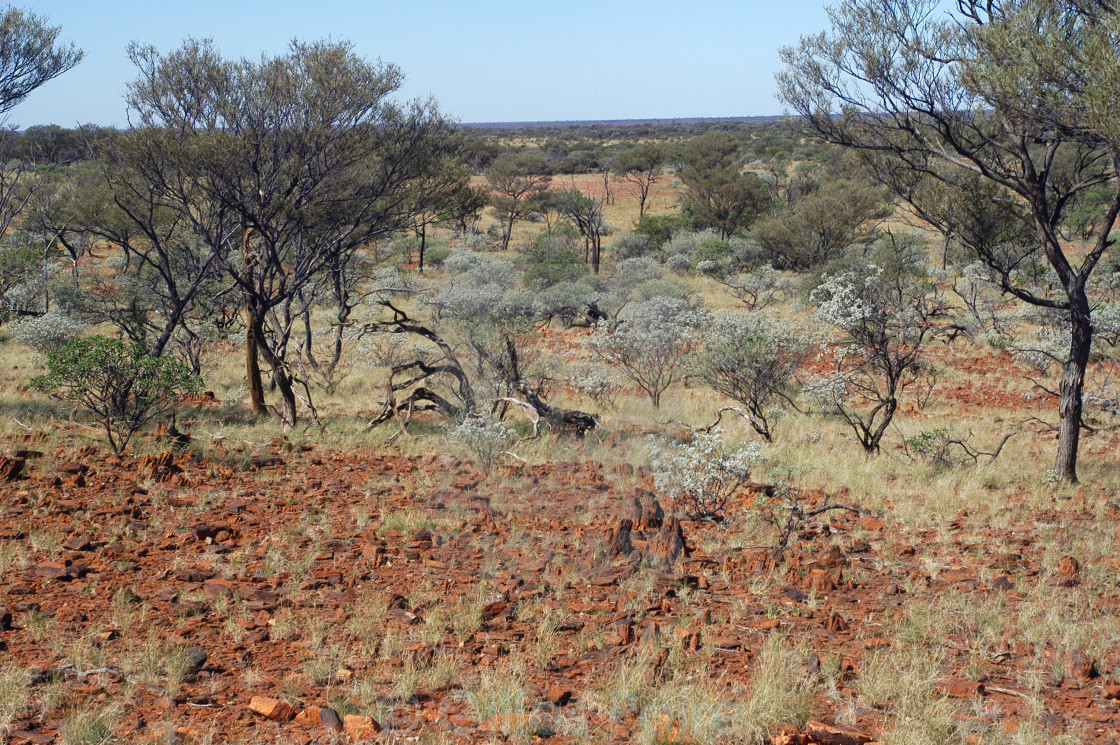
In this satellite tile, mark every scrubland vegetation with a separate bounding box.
[2,1,1120,744]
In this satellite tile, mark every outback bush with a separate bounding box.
[611,257,664,287]
[906,428,956,470]
[632,214,693,249]
[587,295,708,408]
[30,336,201,454]
[691,236,732,272]
[430,251,533,319]
[423,242,451,267]
[0,244,40,324]
[720,265,796,310]
[450,411,515,473]
[522,227,586,290]
[647,429,766,520]
[609,232,656,261]
[533,275,615,326]
[698,310,809,442]
[661,228,722,265]
[566,362,623,409]
[809,255,945,453]
[9,307,88,354]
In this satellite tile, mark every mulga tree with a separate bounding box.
[612,142,665,220]
[485,150,552,251]
[779,0,1120,481]
[675,131,768,238]
[556,187,607,274]
[0,6,82,325]
[124,39,465,428]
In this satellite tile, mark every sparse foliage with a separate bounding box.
[698,310,809,441]
[30,336,201,453]
[647,429,767,519]
[810,244,946,453]
[587,295,708,408]
[779,0,1120,481]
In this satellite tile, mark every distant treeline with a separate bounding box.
[457,117,819,174]
[5,118,823,173]
[0,124,116,164]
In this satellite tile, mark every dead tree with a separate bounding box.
[363,301,475,427]
[363,300,597,434]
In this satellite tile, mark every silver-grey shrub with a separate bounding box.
[698,310,808,442]
[587,295,709,408]
[9,308,88,355]
[450,411,515,473]
[647,429,767,519]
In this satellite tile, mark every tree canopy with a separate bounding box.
[779,0,1120,482]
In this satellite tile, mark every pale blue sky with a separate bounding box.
[12,1,834,127]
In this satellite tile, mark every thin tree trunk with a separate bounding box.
[256,332,298,429]
[241,224,267,416]
[246,304,268,416]
[417,223,427,273]
[1056,294,1092,483]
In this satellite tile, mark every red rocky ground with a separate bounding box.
[0,433,1119,744]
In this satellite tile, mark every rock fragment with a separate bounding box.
[248,696,295,722]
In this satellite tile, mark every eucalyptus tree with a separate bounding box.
[612,142,665,220]
[779,0,1120,482]
[123,38,465,428]
[675,131,768,237]
[485,150,552,251]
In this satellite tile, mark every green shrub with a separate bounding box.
[30,336,202,454]
[522,227,587,289]
[424,242,451,267]
[633,214,693,248]
[691,237,732,271]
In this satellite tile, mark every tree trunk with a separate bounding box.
[245,303,268,416]
[241,224,268,416]
[255,331,298,429]
[417,223,427,273]
[1056,293,1092,483]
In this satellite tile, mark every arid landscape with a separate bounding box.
[4,2,1120,745]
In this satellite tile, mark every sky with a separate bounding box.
[11,1,835,128]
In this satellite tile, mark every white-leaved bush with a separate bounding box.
[611,257,664,287]
[720,264,796,310]
[698,309,809,442]
[809,261,943,453]
[647,429,767,520]
[586,295,709,408]
[428,251,534,321]
[450,411,515,473]
[9,308,89,355]
[566,362,624,410]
